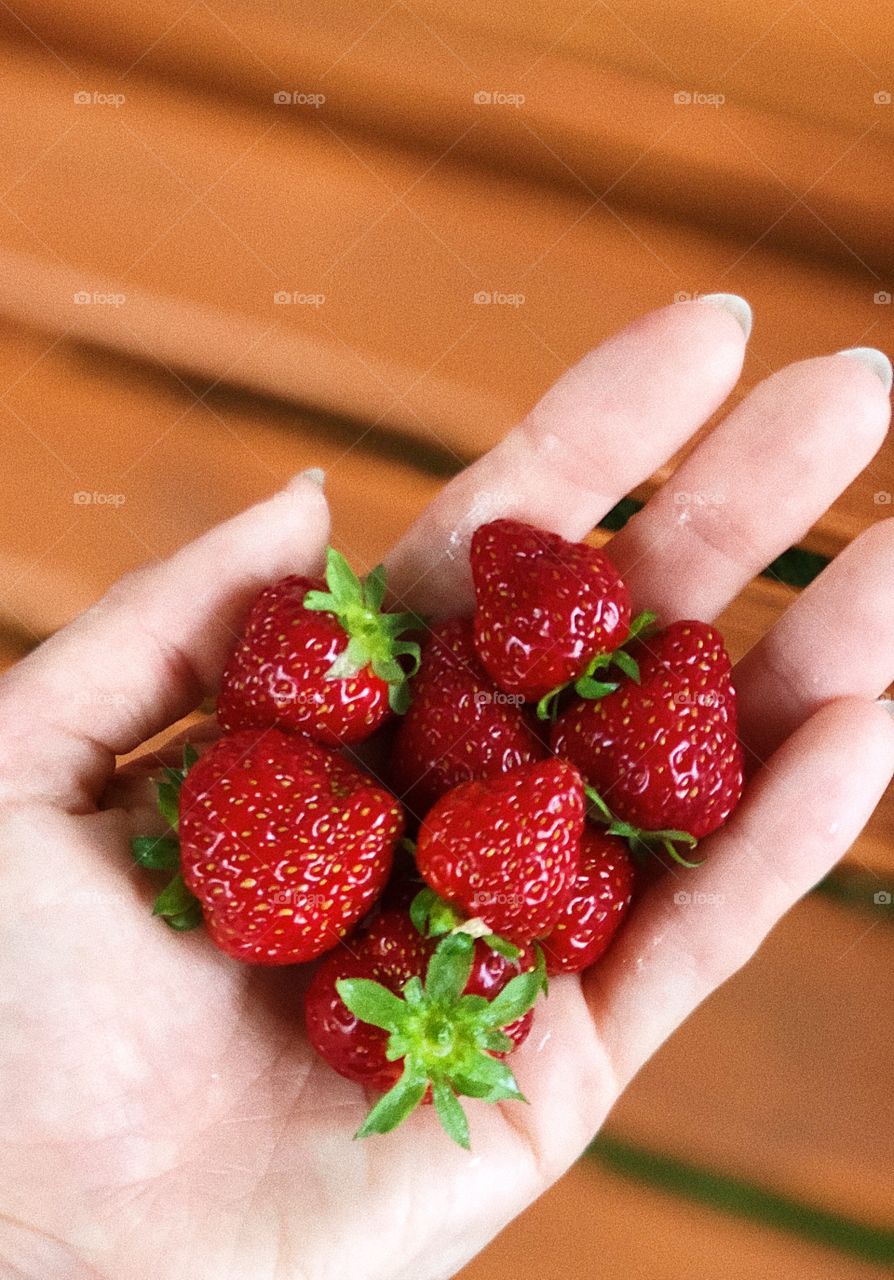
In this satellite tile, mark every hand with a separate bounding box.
[1,300,891,1280]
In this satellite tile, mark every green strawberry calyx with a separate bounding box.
[129,744,203,931]
[536,610,658,722]
[337,932,545,1149]
[303,548,426,714]
[409,887,524,961]
[584,784,701,869]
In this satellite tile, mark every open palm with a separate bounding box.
[1,300,892,1280]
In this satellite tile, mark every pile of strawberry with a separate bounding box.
[132,519,744,1147]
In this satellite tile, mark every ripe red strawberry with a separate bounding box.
[470,519,632,702]
[305,911,432,1092]
[415,759,585,942]
[217,549,423,746]
[390,617,547,818]
[306,911,542,1146]
[148,729,404,964]
[305,911,535,1089]
[551,621,743,843]
[539,828,634,975]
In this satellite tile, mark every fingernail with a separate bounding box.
[299,467,326,488]
[836,347,893,393]
[878,696,894,716]
[698,293,753,340]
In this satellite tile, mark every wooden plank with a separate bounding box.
[0,322,440,640]
[0,41,890,567]
[458,1156,887,1280]
[3,0,893,275]
[4,0,892,143]
[607,891,894,1230]
[0,632,30,671]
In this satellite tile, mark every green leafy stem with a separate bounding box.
[304,547,427,714]
[130,744,203,930]
[409,885,524,961]
[536,610,657,722]
[338,931,546,1148]
[584,783,701,869]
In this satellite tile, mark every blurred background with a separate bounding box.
[0,1,892,1275]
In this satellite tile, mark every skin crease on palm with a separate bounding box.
[0,301,893,1280]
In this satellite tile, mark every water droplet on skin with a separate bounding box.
[443,529,464,562]
[450,490,508,548]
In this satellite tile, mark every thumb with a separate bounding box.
[0,472,329,806]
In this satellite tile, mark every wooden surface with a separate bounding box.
[0,5,892,1276]
[458,1160,887,1280]
[608,891,894,1230]
[0,36,890,557]
[4,0,893,273]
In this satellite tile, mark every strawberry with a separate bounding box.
[305,911,433,1092]
[306,910,543,1147]
[551,621,744,848]
[406,881,539,1017]
[415,759,585,942]
[134,729,403,964]
[217,548,423,746]
[539,828,634,975]
[389,617,547,818]
[470,519,632,703]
